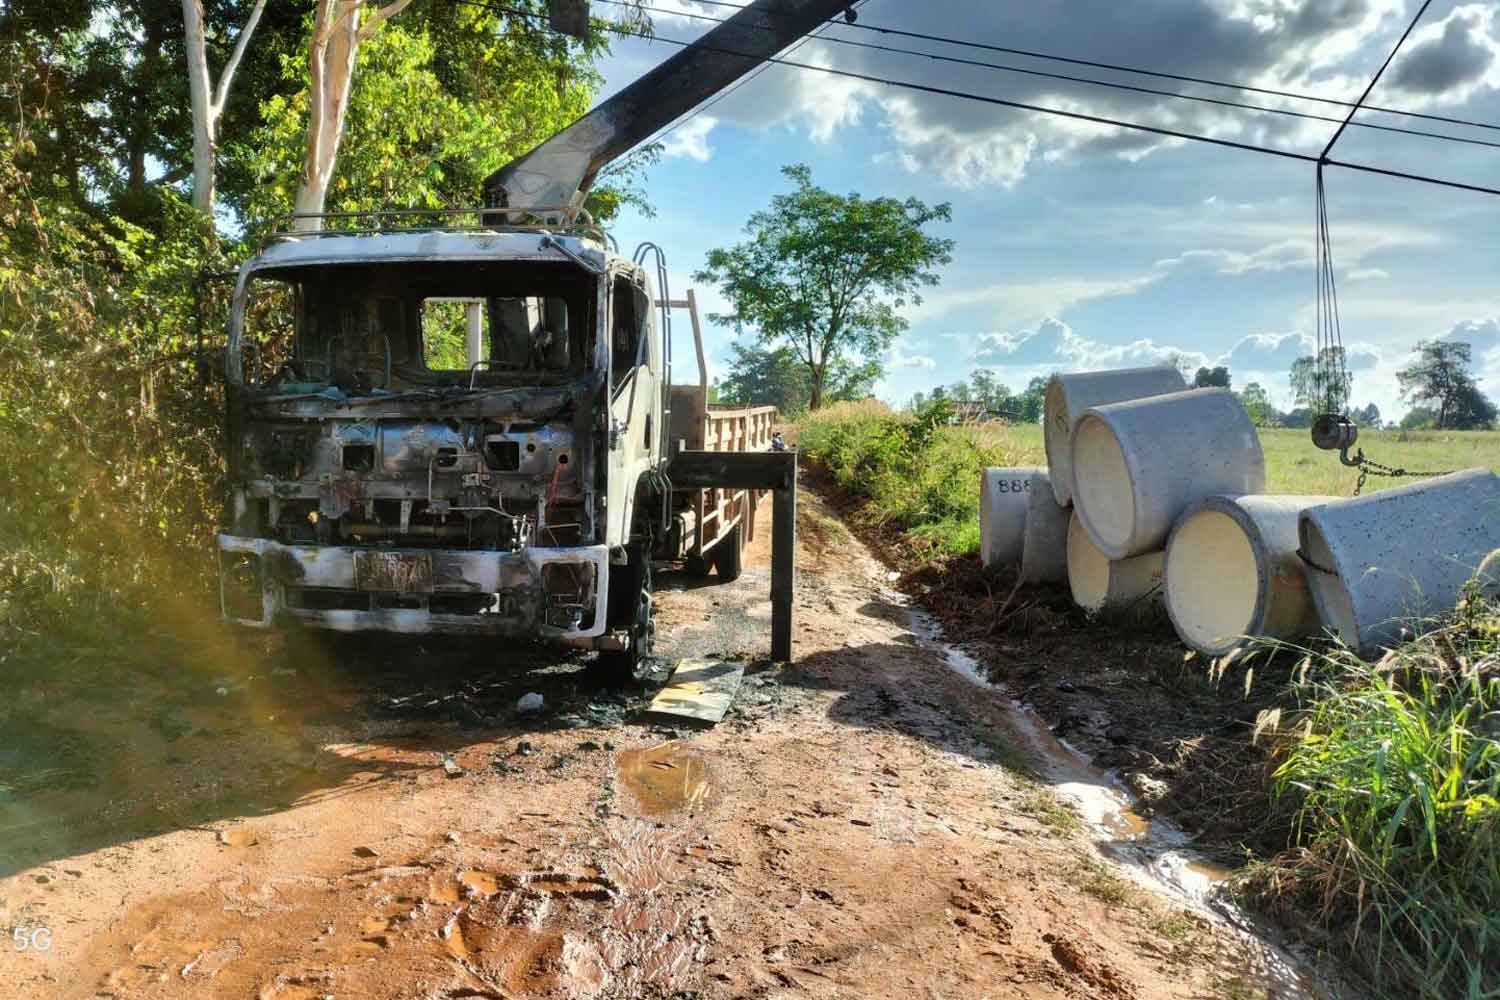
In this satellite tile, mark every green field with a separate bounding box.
[971,422,1500,495]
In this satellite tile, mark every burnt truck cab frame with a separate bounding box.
[218,228,668,665]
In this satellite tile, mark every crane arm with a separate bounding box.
[483,0,853,218]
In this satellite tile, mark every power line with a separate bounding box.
[464,0,1500,199]
[590,0,1500,152]
[667,0,1500,137]
[1321,0,1432,158]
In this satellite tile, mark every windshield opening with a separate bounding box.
[234,260,596,393]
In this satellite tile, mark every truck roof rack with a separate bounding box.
[258,206,615,252]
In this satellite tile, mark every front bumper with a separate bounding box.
[216,535,610,642]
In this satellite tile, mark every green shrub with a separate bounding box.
[796,400,1042,556]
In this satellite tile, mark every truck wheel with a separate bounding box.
[684,553,710,577]
[596,548,654,679]
[713,523,743,583]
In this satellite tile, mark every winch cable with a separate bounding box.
[1307,0,1452,494]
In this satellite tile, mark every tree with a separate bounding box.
[290,0,416,229]
[1351,402,1381,427]
[695,164,953,410]
[718,343,810,416]
[1194,365,1231,389]
[183,0,267,216]
[238,4,642,231]
[1236,382,1280,426]
[1396,340,1495,429]
[1400,406,1438,430]
[1015,376,1049,423]
[1289,347,1354,413]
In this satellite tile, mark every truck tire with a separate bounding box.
[595,546,654,680]
[684,553,710,577]
[713,523,743,583]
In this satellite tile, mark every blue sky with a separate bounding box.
[597,0,1500,420]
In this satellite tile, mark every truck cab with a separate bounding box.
[218,225,666,668]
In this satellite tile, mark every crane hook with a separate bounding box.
[1311,413,1361,468]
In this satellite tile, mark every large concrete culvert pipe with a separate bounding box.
[1165,494,1338,656]
[1067,511,1163,612]
[1043,366,1187,507]
[1071,388,1265,560]
[1021,477,1070,584]
[1299,468,1500,657]
[980,467,1044,568]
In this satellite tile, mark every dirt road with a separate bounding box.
[0,485,1309,999]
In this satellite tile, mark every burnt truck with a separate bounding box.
[215,0,846,670]
[218,228,774,670]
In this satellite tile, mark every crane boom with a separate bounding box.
[483,0,852,218]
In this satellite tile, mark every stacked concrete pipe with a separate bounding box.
[1020,477,1070,584]
[1043,366,1187,507]
[1299,468,1500,657]
[1067,511,1163,612]
[1165,494,1338,656]
[980,467,1043,568]
[1071,388,1266,560]
[981,468,1070,581]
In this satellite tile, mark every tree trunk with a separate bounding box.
[183,0,267,219]
[808,365,825,410]
[292,0,413,232]
[183,0,216,216]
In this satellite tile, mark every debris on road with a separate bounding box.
[644,658,745,725]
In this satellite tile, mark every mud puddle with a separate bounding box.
[617,743,713,816]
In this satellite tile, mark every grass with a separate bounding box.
[794,403,1500,557]
[1244,599,1500,999]
[1066,855,1136,905]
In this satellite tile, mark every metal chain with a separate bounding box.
[1345,449,1455,496]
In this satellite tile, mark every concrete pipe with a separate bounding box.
[1020,479,1070,584]
[1043,366,1187,507]
[1071,388,1265,560]
[1299,468,1500,657]
[1164,494,1339,656]
[1067,511,1163,612]
[980,467,1048,568]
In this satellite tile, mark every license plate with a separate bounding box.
[353,551,434,593]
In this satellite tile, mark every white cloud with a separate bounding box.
[968,317,1210,371]
[888,344,936,370]
[661,116,718,162]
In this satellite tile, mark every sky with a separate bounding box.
[592,0,1500,420]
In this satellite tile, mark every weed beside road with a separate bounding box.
[1244,605,1500,999]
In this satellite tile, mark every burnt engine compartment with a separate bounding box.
[234,415,588,551]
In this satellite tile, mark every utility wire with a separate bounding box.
[590,0,1500,151]
[465,0,1500,199]
[667,0,1500,136]
[1321,0,1433,158]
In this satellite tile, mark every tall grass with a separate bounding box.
[796,400,1044,556]
[1250,600,1500,998]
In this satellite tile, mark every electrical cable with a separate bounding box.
[1321,0,1433,158]
[590,0,1500,150]
[664,0,1500,136]
[463,0,1500,199]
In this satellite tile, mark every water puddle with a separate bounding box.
[616,743,712,816]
